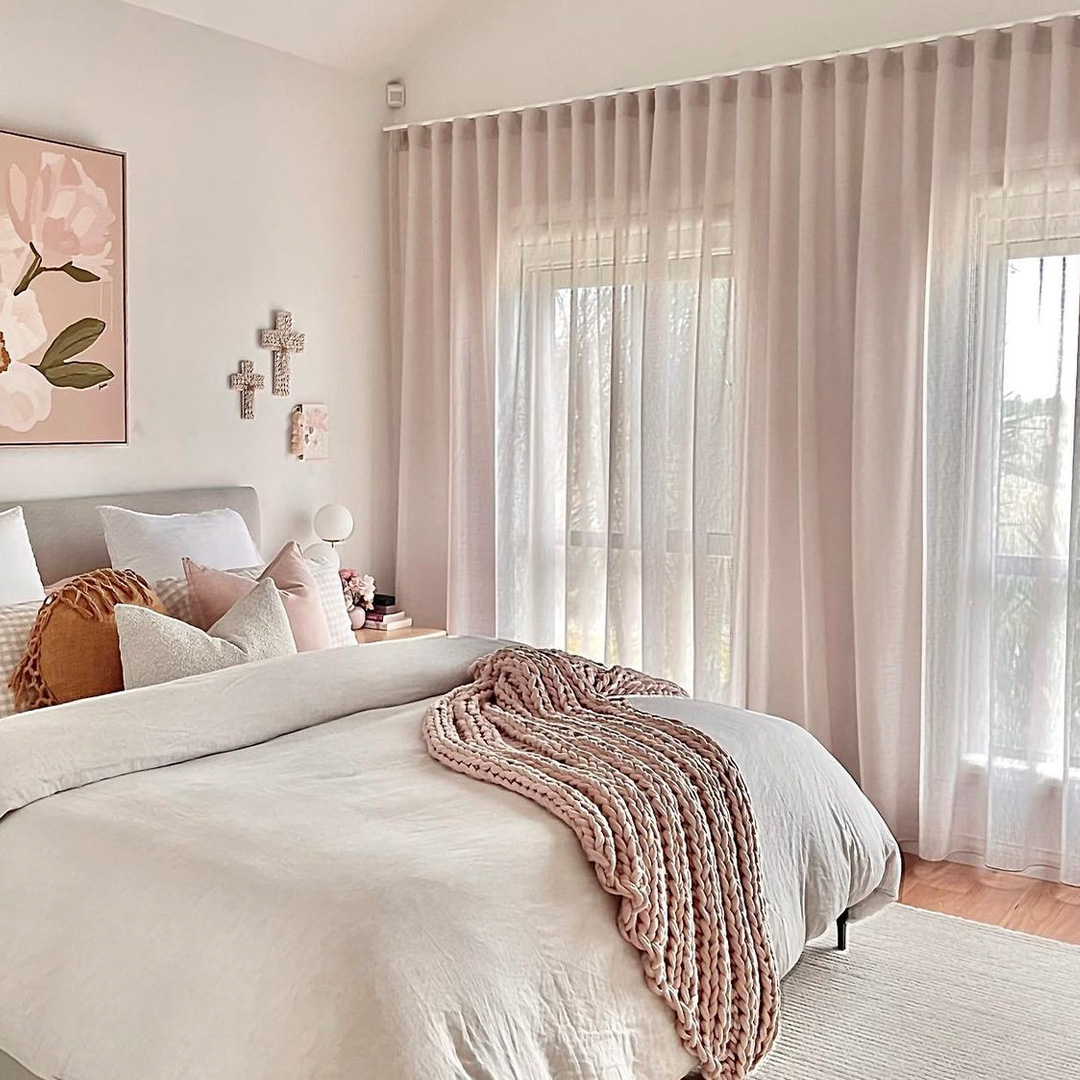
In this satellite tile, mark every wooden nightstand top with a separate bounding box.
[353,626,448,645]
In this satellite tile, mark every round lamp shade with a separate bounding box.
[313,503,354,544]
[302,541,341,569]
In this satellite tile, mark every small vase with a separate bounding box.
[350,608,369,630]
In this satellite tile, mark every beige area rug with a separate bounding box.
[3,905,1076,1080]
[755,903,1080,1078]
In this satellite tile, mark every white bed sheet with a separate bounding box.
[0,638,899,1080]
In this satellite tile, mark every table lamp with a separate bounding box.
[303,503,354,569]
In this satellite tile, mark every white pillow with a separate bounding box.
[98,505,262,582]
[0,507,45,606]
[115,579,296,690]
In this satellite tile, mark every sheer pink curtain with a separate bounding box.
[388,20,1080,863]
[924,20,1080,883]
[388,121,499,636]
[727,53,929,841]
[388,56,926,843]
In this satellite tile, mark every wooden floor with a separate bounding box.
[900,853,1080,945]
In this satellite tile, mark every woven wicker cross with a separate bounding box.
[260,310,306,396]
[229,359,264,420]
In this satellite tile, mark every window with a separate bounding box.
[988,246,1080,772]
[495,225,738,700]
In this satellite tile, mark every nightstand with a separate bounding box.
[353,627,448,645]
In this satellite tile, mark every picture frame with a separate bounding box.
[0,128,127,446]
[291,403,329,461]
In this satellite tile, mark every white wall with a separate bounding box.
[395,0,1080,123]
[0,0,394,583]
[5,0,1068,597]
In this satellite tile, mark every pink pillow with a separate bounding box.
[184,542,333,652]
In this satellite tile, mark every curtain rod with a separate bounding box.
[382,11,1080,133]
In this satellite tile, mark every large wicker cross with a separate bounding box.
[229,359,265,420]
[260,310,306,396]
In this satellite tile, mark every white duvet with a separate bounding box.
[0,637,900,1080]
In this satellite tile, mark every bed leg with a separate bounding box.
[836,909,850,952]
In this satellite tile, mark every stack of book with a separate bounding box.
[363,594,413,633]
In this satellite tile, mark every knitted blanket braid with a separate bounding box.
[423,645,779,1079]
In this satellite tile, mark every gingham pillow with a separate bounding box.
[0,601,44,719]
[154,576,194,623]
[305,560,356,648]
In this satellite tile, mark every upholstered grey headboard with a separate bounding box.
[0,487,260,585]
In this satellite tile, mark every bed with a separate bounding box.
[0,488,901,1080]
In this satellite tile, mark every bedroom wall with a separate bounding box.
[392,0,1080,123]
[0,0,393,582]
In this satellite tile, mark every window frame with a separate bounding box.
[517,241,737,559]
[972,233,1080,774]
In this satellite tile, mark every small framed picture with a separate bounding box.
[291,403,329,461]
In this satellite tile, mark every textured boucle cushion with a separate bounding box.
[9,569,166,712]
[115,579,296,690]
[185,542,332,652]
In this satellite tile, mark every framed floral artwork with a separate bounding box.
[0,129,126,445]
[291,403,330,461]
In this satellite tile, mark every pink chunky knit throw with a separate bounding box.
[423,646,779,1079]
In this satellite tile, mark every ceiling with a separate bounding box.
[118,0,482,75]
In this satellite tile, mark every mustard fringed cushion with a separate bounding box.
[9,569,166,711]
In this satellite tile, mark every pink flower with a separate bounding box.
[7,153,115,276]
[338,568,376,611]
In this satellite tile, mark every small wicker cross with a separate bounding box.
[229,359,264,420]
[260,310,306,396]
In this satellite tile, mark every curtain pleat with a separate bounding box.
[924,18,1080,883]
[389,17,1080,874]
